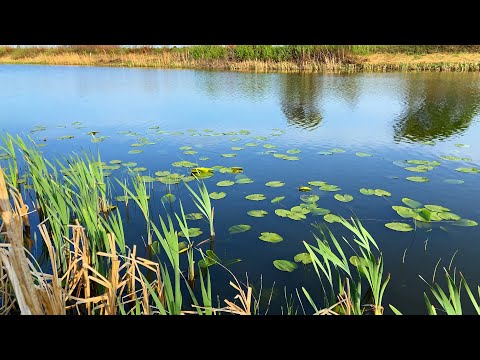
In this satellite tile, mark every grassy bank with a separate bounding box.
[1,134,480,315]
[1,45,480,72]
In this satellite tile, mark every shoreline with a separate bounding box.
[1,52,480,73]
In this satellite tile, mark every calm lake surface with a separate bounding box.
[1,65,480,314]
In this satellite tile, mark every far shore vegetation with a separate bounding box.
[1,45,480,72]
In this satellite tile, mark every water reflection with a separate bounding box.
[279,73,323,130]
[394,73,480,142]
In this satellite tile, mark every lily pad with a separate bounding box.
[259,232,283,243]
[161,193,176,204]
[308,181,327,187]
[199,157,210,161]
[286,149,301,154]
[185,213,204,220]
[310,207,331,216]
[385,222,414,232]
[300,194,319,203]
[402,198,423,209]
[228,224,251,234]
[283,156,300,161]
[109,160,122,164]
[319,184,341,192]
[356,152,372,157]
[179,228,203,238]
[132,167,147,172]
[439,155,471,161]
[141,176,156,183]
[275,209,291,218]
[404,165,432,172]
[318,151,333,155]
[184,150,198,155]
[172,160,197,168]
[263,144,276,149]
[406,176,429,182]
[455,167,480,174]
[245,194,266,201]
[360,188,375,195]
[324,214,342,223]
[247,210,268,218]
[209,192,226,200]
[221,154,237,158]
[236,177,254,184]
[155,171,171,177]
[294,253,312,265]
[373,189,391,197]
[128,149,143,154]
[265,181,285,188]
[231,167,243,174]
[455,143,470,148]
[330,148,346,153]
[245,143,259,147]
[425,205,450,212]
[271,196,285,203]
[179,146,192,150]
[287,212,306,220]
[452,219,478,227]
[334,194,353,202]
[273,260,297,272]
[216,180,235,187]
[438,212,461,221]
[57,135,74,140]
[122,162,137,167]
[291,206,310,215]
[231,147,244,151]
[443,179,464,184]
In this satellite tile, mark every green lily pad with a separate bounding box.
[228,224,251,234]
[438,212,461,221]
[236,177,254,184]
[161,193,176,204]
[291,206,310,215]
[265,181,285,187]
[273,260,297,272]
[275,209,291,218]
[356,152,372,157]
[324,214,342,223]
[132,167,147,172]
[443,179,464,184]
[247,210,268,218]
[283,156,300,161]
[199,157,209,161]
[402,198,423,209]
[57,135,74,140]
[131,143,145,147]
[263,144,276,149]
[455,143,470,148]
[330,148,346,153]
[184,150,198,155]
[271,196,285,203]
[294,253,312,265]
[179,228,203,238]
[425,205,450,212]
[406,176,429,182]
[318,151,333,155]
[245,143,259,147]
[286,149,301,154]
[452,219,478,227]
[455,167,480,174]
[334,194,353,202]
[231,147,244,151]
[287,212,306,220]
[374,189,391,197]
[319,184,341,192]
[216,180,235,187]
[109,160,122,164]
[245,194,266,201]
[122,162,137,167]
[310,207,331,216]
[259,232,283,243]
[405,165,432,172]
[300,194,319,203]
[155,171,170,177]
[128,149,143,154]
[439,155,471,161]
[308,181,327,187]
[172,160,197,168]
[179,146,192,150]
[385,222,414,232]
[209,192,226,200]
[221,154,237,158]
[185,212,204,220]
[360,188,375,195]
[219,167,234,174]
[141,175,156,183]
[254,136,268,141]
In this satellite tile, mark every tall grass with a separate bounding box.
[2,45,480,72]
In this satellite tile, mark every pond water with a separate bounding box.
[1,64,480,314]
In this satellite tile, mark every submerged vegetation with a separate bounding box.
[1,45,480,72]
[1,132,479,315]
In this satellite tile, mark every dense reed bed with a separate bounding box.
[1,134,479,315]
[1,45,480,72]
